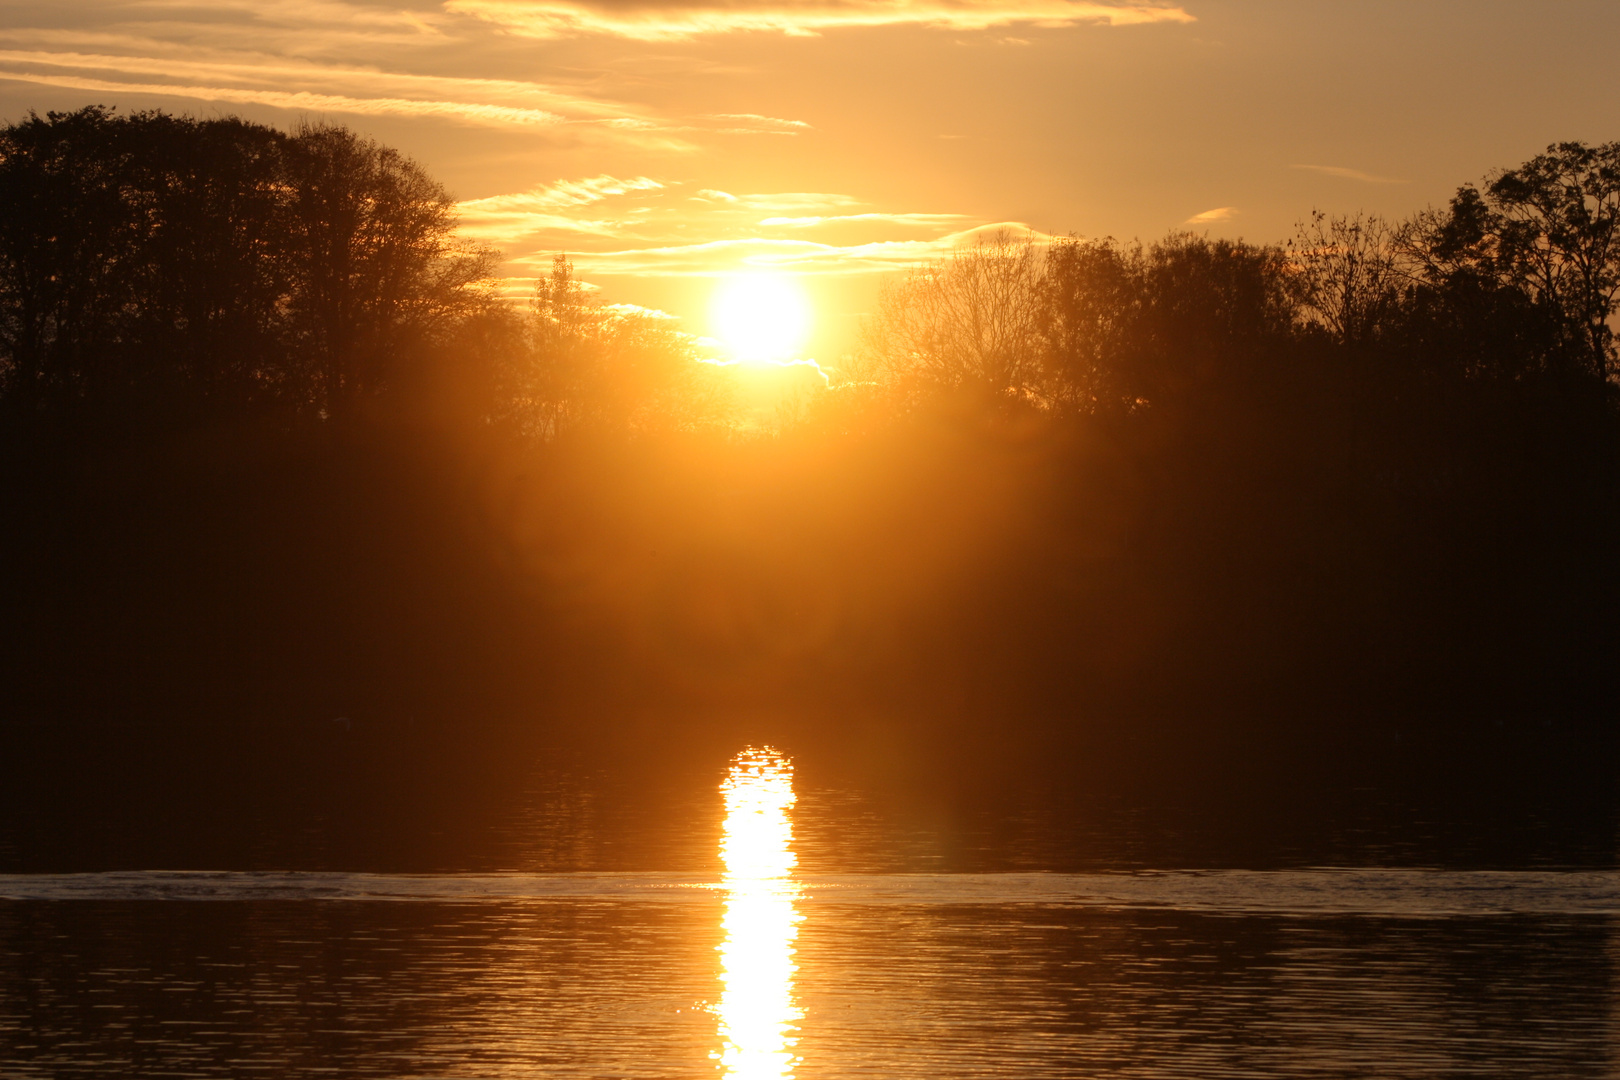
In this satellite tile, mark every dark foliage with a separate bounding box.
[0,107,495,430]
[0,117,1616,868]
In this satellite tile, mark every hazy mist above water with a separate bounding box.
[2,742,1616,875]
[2,725,1616,875]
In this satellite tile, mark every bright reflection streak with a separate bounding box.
[714,747,802,1080]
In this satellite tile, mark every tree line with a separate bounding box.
[0,108,1616,785]
[2,107,1617,440]
[843,141,1619,426]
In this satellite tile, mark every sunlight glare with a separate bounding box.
[711,274,811,363]
[714,747,802,1080]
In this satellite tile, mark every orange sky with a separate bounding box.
[2,0,1617,359]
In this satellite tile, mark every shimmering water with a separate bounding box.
[1,748,1617,1078]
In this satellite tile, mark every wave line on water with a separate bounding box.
[1,870,1617,915]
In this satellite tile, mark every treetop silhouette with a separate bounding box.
[0,107,496,426]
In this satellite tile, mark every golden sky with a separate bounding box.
[2,0,1617,358]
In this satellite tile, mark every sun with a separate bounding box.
[711,273,811,363]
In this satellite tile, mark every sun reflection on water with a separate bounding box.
[714,747,802,1080]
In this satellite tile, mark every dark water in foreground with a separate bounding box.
[1,872,1617,1078]
[2,747,1617,1078]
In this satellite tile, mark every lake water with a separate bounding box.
[2,747,1617,1078]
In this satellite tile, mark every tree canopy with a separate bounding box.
[0,107,496,426]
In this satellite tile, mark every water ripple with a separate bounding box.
[1,869,1615,914]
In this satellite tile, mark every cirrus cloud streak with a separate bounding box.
[1184,205,1236,225]
[0,48,812,141]
[0,69,571,127]
[454,173,1028,304]
[445,0,1193,40]
[555,224,1051,277]
[1291,163,1407,185]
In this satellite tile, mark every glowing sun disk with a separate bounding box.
[712,274,810,362]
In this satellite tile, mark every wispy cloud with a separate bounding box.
[759,212,969,228]
[525,222,1050,278]
[1184,206,1237,224]
[0,49,639,120]
[456,175,667,240]
[458,175,1013,295]
[1291,164,1406,184]
[460,182,937,248]
[701,112,812,133]
[445,0,1193,40]
[0,1,466,58]
[129,0,452,35]
[693,192,862,211]
[0,70,570,127]
[0,46,822,144]
[0,46,693,138]
[0,49,829,146]
[477,175,668,209]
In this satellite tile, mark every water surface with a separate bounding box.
[1,747,1616,1078]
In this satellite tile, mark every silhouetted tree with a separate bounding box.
[123,113,292,406]
[1038,236,1141,414]
[1128,233,1293,400]
[0,108,497,426]
[518,253,601,438]
[865,232,1293,413]
[1287,210,1401,348]
[0,106,145,412]
[862,231,1046,407]
[281,122,496,417]
[513,254,731,439]
[0,110,308,418]
[1403,142,1620,384]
